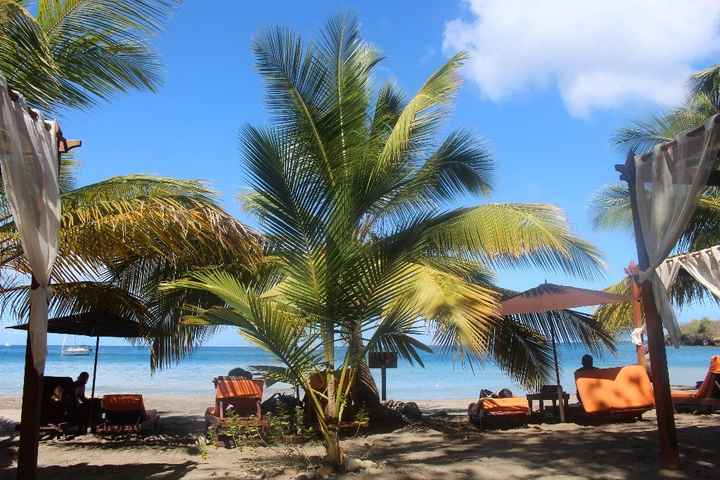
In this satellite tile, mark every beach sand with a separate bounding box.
[1,394,719,479]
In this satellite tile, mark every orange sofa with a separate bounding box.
[671,356,720,412]
[573,365,654,423]
[468,397,530,429]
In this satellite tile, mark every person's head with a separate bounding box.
[497,388,513,398]
[581,354,594,369]
[77,372,89,384]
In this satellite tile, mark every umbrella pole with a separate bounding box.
[550,324,565,422]
[91,335,99,399]
[89,336,99,433]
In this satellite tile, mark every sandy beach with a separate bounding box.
[1,394,718,480]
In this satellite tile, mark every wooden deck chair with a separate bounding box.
[468,397,530,429]
[671,355,720,412]
[205,377,267,435]
[572,365,654,424]
[97,394,159,434]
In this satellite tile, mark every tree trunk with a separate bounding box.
[348,322,403,428]
[322,321,344,467]
[323,427,344,467]
[348,322,381,411]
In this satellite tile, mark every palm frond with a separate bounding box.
[0,0,62,110]
[0,280,147,324]
[590,183,632,231]
[425,204,605,280]
[611,97,715,154]
[35,0,178,108]
[364,301,432,367]
[594,278,634,335]
[690,65,720,110]
[374,52,466,179]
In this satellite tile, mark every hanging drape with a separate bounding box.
[0,80,60,373]
[634,113,720,344]
[657,245,720,299]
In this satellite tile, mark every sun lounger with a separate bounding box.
[571,365,654,424]
[671,355,720,412]
[97,394,159,434]
[205,377,268,436]
[468,397,530,429]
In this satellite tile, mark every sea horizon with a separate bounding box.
[1,342,718,400]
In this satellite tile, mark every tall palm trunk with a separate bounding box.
[348,322,383,414]
[322,321,343,466]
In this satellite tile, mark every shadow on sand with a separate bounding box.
[351,415,720,480]
[4,461,198,480]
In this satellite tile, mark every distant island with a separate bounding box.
[679,317,720,346]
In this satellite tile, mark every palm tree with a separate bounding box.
[166,15,611,467]
[0,0,264,364]
[592,67,720,331]
[0,0,178,112]
[0,162,262,367]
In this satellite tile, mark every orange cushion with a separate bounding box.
[710,356,720,374]
[479,397,529,414]
[575,365,654,414]
[102,394,145,412]
[679,356,720,399]
[671,390,697,401]
[215,378,263,400]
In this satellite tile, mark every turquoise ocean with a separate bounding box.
[0,343,718,400]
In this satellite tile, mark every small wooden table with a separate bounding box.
[527,391,570,414]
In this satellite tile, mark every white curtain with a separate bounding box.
[656,259,682,293]
[634,113,720,344]
[0,80,60,373]
[657,245,720,299]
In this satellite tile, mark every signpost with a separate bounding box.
[368,352,397,401]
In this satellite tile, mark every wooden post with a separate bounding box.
[626,263,647,368]
[17,276,42,480]
[380,365,387,402]
[622,154,679,469]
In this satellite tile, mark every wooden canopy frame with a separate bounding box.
[614,117,720,468]
[6,92,82,480]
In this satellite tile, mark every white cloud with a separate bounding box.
[443,0,720,116]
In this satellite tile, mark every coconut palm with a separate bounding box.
[0,162,262,368]
[0,0,178,112]
[165,15,611,467]
[0,0,261,364]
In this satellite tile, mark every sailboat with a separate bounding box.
[61,335,92,356]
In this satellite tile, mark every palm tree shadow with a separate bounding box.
[351,419,720,479]
[4,461,198,480]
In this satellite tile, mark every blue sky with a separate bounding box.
[3,0,720,346]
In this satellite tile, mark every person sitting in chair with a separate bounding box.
[575,354,597,375]
[575,354,597,405]
[73,372,90,404]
